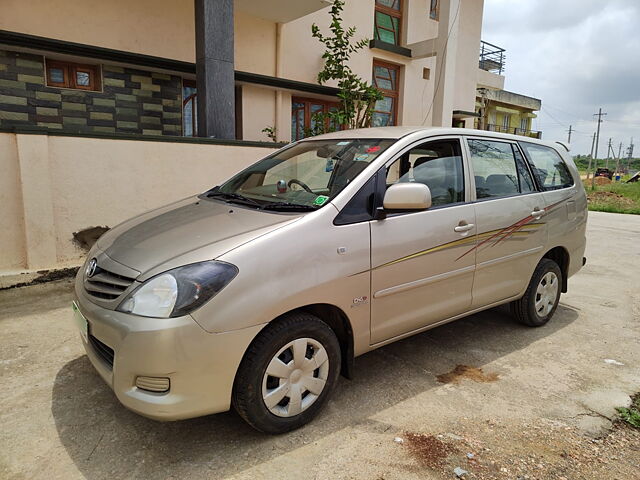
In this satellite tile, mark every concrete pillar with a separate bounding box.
[15,134,57,270]
[431,0,460,127]
[195,0,236,139]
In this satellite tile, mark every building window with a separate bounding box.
[372,61,400,127]
[374,0,402,46]
[430,0,439,20]
[520,117,528,132]
[182,80,197,137]
[502,114,511,129]
[291,97,340,141]
[45,60,101,91]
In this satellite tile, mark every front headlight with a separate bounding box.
[117,261,238,318]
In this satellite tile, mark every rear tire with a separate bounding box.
[511,258,562,327]
[232,312,341,434]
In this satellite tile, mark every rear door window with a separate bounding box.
[468,139,536,199]
[519,143,574,190]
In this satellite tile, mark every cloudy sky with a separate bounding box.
[482,0,640,157]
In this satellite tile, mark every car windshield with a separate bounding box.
[209,139,395,210]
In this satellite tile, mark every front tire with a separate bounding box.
[511,258,562,327]
[232,312,341,434]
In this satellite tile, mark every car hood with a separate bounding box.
[96,196,301,278]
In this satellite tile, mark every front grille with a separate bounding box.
[85,266,135,300]
[88,332,115,369]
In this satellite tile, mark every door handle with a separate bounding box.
[531,208,546,218]
[454,223,475,233]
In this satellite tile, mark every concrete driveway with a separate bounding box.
[1,211,639,480]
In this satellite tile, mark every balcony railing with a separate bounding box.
[479,41,505,75]
[485,124,542,139]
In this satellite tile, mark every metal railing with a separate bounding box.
[479,41,506,75]
[485,124,542,139]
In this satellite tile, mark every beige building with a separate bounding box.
[475,41,542,138]
[0,0,538,280]
[0,0,508,141]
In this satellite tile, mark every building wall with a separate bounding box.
[0,133,26,271]
[0,132,278,274]
[0,49,183,135]
[477,68,505,90]
[0,0,489,140]
[0,0,277,76]
[453,0,484,119]
[279,0,438,133]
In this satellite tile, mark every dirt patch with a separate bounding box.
[72,226,109,251]
[394,420,640,480]
[587,191,635,207]
[593,176,612,185]
[436,365,499,384]
[403,433,458,469]
[0,267,79,291]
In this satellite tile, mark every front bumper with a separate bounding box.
[73,274,264,421]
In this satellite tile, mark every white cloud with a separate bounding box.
[482,0,640,156]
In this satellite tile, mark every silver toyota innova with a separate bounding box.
[73,127,587,433]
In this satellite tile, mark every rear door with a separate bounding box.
[518,142,582,249]
[465,137,547,307]
[370,136,477,344]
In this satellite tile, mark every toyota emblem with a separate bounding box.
[86,258,98,278]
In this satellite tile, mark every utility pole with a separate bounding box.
[606,138,612,169]
[593,108,607,161]
[587,132,596,179]
[628,138,635,170]
[591,108,607,188]
[614,142,621,178]
[618,142,623,159]
[567,125,573,143]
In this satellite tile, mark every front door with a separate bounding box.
[465,137,547,307]
[370,137,477,344]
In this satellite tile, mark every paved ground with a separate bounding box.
[1,211,639,480]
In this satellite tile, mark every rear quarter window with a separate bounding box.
[519,143,574,190]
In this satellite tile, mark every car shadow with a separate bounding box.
[51,304,578,478]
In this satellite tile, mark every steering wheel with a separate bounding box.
[287,178,313,193]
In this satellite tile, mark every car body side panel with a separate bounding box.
[369,204,477,344]
[539,151,588,279]
[470,192,549,307]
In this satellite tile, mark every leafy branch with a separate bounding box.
[310,0,383,135]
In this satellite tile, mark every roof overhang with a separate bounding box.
[235,0,331,23]
[452,110,481,119]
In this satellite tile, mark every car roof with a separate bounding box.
[304,126,564,150]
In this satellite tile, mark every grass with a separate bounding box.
[616,393,640,429]
[585,181,640,215]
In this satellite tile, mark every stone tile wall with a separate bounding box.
[0,49,183,135]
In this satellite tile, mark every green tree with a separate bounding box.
[310,0,383,135]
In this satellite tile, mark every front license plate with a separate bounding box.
[72,301,88,342]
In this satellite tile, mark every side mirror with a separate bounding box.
[382,183,432,211]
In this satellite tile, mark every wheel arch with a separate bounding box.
[542,246,570,293]
[297,304,355,380]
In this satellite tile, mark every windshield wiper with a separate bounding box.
[261,202,318,211]
[206,191,262,208]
